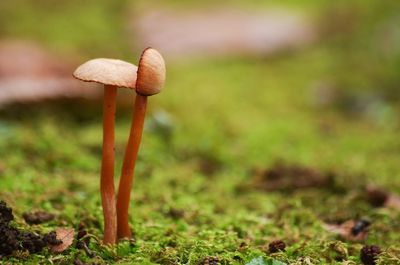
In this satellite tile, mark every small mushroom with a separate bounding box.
[116,48,166,239]
[73,58,138,244]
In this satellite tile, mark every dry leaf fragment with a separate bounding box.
[323,220,369,242]
[385,193,400,210]
[49,227,75,253]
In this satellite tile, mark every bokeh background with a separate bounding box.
[1,0,399,180]
[0,0,400,263]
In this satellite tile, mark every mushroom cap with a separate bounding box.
[136,48,166,96]
[73,58,137,89]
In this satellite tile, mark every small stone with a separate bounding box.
[360,245,381,265]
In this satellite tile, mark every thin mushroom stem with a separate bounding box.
[101,85,118,244]
[116,93,147,239]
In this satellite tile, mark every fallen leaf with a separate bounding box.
[49,227,75,253]
[131,8,315,59]
[0,40,100,107]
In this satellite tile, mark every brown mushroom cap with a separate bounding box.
[135,48,166,96]
[73,58,138,89]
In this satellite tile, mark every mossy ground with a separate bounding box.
[0,0,400,264]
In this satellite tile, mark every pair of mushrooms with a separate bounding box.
[73,48,166,244]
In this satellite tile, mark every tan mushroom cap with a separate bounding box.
[73,58,138,89]
[136,48,166,96]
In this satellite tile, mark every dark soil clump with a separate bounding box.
[0,223,20,256]
[360,245,381,265]
[23,211,55,225]
[197,155,223,176]
[0,200,62,256]
[44,231,63,246]
[200,256,220,265]
[166,208,185,220]
[0,201,14,223]
[19,231,47,254]
[251,161,335,191]
[366,187,388,207]
[269,240,286,253]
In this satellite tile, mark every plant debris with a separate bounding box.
[251,162,335,191]
[360,245,381,265]
[75,222,94,258]
[323,219,369,242]
[269,240,286,253]
[23,211,55,225]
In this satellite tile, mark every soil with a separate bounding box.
[0,201,62,257]
[0,223,20,256]
[197,155,222,176]
[200,256,220,265]
[166,208,185,220]
[268,240,286,253]
[250,161,336,191]
[44,231,63,245]
[0,201,13,224]
[23,211,55,225]
[366,186,389,207]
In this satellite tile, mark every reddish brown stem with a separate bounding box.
[101,85,117,244]
[116,94,147,239]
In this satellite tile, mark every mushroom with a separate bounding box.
[73,58,138,244]
[116,48,166,239]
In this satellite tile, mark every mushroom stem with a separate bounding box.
[100,85,118,244]
[116,93,147,239]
